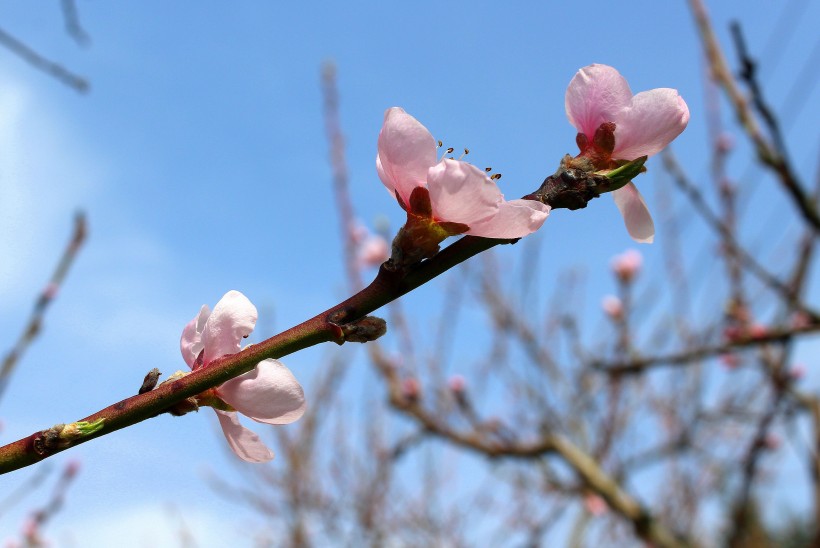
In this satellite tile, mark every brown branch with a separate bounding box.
[687,0,820,231]
[595,321,820,375]
[0,27,88,93]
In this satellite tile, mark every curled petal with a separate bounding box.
[180,305,210,369]
[217,359,306,425]
[565,64,632,138]
[467,199,550,239]
[427,159,501,226]
[612,88,690,159]
[612,183,654,243]
[201,291,258,364]
[377,107,437,204]
[214,410,274,463]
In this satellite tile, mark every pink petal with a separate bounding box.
[180,304,210,369]
[467,199,550,238]
[376,107,437,204]
[217,359,306,425]
[201,290,258,364]
[612,183,654,243]
[612,88,690,159]
[565,64,632,138]
[427,159,501,226]
[214,410,274,463]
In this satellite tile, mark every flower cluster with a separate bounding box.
[180,290,306,462]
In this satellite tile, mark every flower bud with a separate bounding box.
[610,249,642,282]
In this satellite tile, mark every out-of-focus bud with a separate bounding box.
[720,353,740,369]
[584,493,609,516]
[749,324,768,339]
[357,234,390,268]
[716,132,734,154]
[64,459,81,478]
[762,434,780,451]
[610,249,642,282]
[789,364,806,381]
[401,377,420,401]
[792,311,811,329]
[448,374,466,393]
[601,295,624,320]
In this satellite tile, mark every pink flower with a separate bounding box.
[611,249,643,282]
[565,64,689,243]
[377,107,550,239]
[180,290,306,463]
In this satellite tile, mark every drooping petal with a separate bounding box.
[217,359,307,425]
[214,410,274,463]
[427,159,501,226]
[612,183,654,243]
[376,107,438,203]
[565,64,633,138]
[201,290,258,364]
[467,199,551,238]
[180,305,210,369]
[612,88,690,159]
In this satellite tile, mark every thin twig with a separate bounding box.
[0,213,88,404]
[0,27,88,93]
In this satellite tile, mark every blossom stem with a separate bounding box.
[0,167,593,475]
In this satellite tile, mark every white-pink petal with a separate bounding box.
[612,88,690,159]
[427,159,501,226]
[180,304,210,369]
[377,107,438,204]
[201,290,258,363]
[612,183,654,243]
[566,64,633,138]
[217,359,307,425]
[214,410,275,463]
[466,199,550,239]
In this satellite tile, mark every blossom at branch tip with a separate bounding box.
[565,64,689,243]
[377,107,550,239]
[180,290,306,463]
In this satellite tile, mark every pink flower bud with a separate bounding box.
[41,282,59,301]
[720,353,740,369]
[789,364,806,381]
[610,249,643,282]
[584,494,608,516]
[792,311,811,329]
[601,295,624,319]
[749,324,768,339]
[448,375,466,393]
[762,434,780,451]
[401,377,421,400]
[716,132,734,153]
[357,234,390,268]
[64,459,81,478]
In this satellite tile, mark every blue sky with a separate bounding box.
[0,1,818,545]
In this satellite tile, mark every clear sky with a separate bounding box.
[0,1,818,545]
